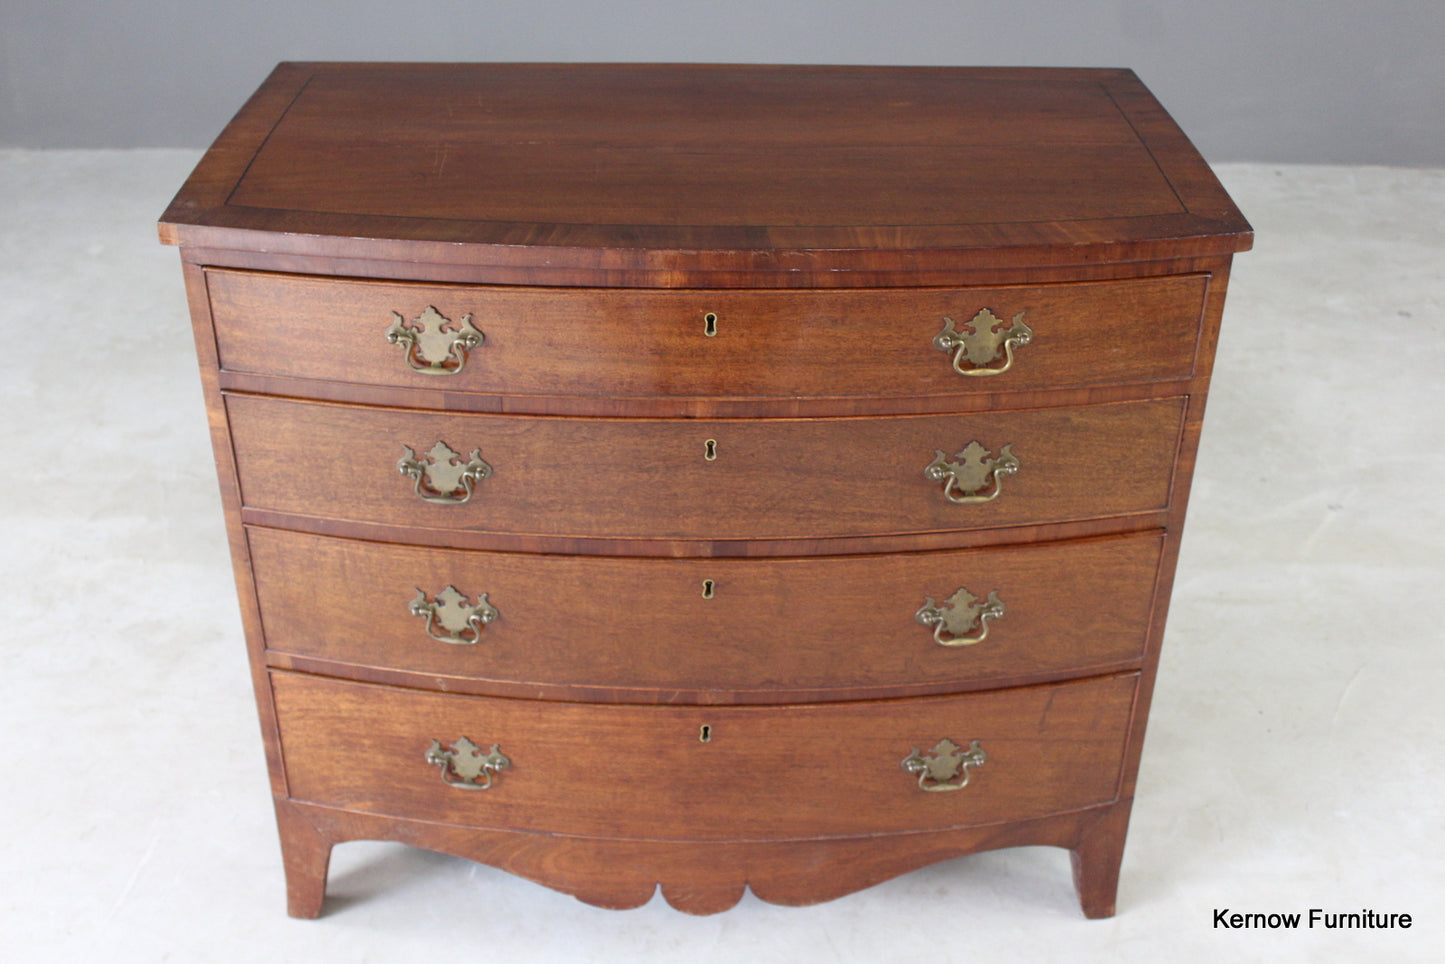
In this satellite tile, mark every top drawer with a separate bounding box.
[206,270,1208,401]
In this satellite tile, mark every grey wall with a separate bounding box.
[3,0,1442,164]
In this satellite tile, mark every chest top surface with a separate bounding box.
[159,63,1250,283]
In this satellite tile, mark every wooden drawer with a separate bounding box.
[251,527,1163,700]
[226,394,1185,541]
[271,671,1136,840]
[207,270,1207,400]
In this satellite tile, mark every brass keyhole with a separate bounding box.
[702,579,715,599]
[704,312,718,337]
[704,439,718,461]
[699,725,713,743]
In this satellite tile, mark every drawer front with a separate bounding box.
[271,671,1136,840]
[207,270,1207,399]
[251,527,1162,698]
[227,394,1184,540]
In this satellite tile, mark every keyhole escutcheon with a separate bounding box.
[699,725,713,743]
[704,438,718,461]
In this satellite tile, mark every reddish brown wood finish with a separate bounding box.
[206,269,1209,402]
[273,798,331,919]
[161,64,1251,920]
[1071,801,1136,919]
[224,394,1186,542]
[158,64,1251,287]
[270,671,1137,839]
[249,526,1164,702]
[277,798,1129,916]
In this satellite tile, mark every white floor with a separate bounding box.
[2,152,1441,962]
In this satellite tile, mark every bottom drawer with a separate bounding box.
[272,671,1136,841]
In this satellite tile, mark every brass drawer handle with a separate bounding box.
[924,441,1018,504]
[426,737,510,790]
[901,739,986,792]
[409,586,498,644]
[385,306,484,375]
[933,309,1031,376]
[915,587,1005,646]
[398,441,493,504]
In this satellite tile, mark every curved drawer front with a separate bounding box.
[207,269,1207,400]
[226,394,1184,540]
[251,527,1162,698]
[271,671,1136,840]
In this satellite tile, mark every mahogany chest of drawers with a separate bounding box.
[159,63,1251,918]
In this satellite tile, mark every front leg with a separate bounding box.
[273,798,334,918]
[1069,804,1131,919]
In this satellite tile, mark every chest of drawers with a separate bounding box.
[159,63,1251,918]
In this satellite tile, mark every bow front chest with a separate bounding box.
[159,63,1251,917]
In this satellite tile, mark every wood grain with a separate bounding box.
[162,64,1251,919]
[225,393,1186,542]
[270,670,1136,840]
[249,526,1164,701]
[275,796,1127,917]
[205,270,1208,401]
[159,64,1251,287]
